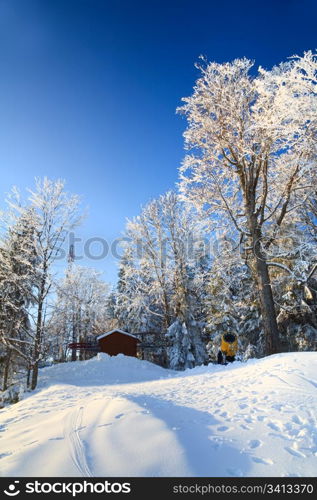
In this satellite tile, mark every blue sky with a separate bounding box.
[0,0,316,284]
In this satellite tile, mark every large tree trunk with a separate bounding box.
[252,227,280,355]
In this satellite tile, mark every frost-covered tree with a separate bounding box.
[0,179,83,391]
[26,178,82,389]
[97,289,119,333]
[115,247,153,334]
[48,265,110,362]
[117,191,209,369]
[117,246,169,365]
[301,191,317,244]
[0,207,39,390]
[265,223,317,351]
[178,51,317,355]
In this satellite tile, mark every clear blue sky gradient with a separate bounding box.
[0,0,316,283]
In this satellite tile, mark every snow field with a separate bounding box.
[0,352,316,477]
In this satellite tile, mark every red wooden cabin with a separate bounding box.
[97,329,140,357]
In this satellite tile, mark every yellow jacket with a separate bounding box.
[221,334,238,357]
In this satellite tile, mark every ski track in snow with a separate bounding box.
[0,352,317,477]
[64,406,93,477]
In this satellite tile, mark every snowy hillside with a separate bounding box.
[0,352,316,477]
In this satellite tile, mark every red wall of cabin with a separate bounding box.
[98,332,138,357]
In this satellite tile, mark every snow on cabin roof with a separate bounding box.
[97,329,139,341]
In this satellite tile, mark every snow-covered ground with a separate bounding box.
[0,352,316,477]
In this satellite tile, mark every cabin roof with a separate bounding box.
[97,329,139,341]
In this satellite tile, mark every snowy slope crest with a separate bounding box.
[37,353,173,388]
[0,352,316,477]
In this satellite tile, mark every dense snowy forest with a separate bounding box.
[1,51,316,401]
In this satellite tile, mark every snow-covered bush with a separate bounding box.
[0,384,25,407]
[166,319,207,370]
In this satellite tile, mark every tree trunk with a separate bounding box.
[31,298,43,390]
[2,347,12,391]
[71,308,77,361]
[31,358,39,390]
[26,365,31,388]
[253,230,280,355]
[31,272,46,390]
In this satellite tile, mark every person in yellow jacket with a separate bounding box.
[217,332,238,364]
